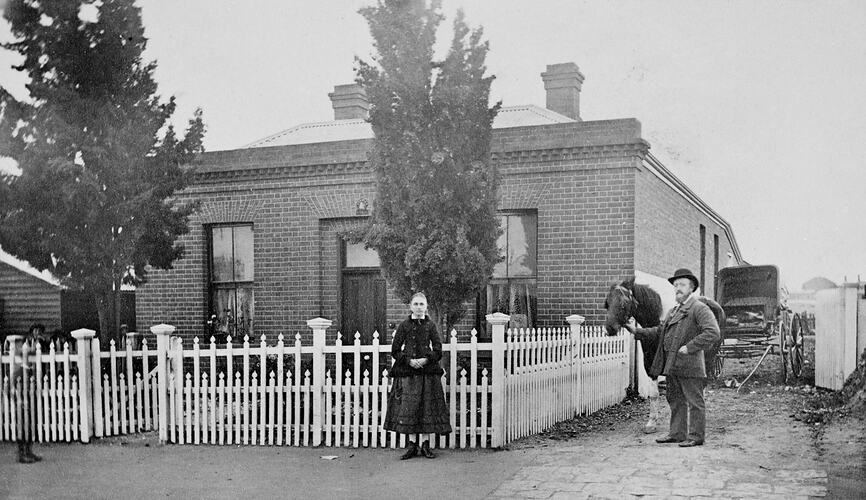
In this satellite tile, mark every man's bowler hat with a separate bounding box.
[668,268,699,290]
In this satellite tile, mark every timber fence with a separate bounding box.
[1,313,631,448]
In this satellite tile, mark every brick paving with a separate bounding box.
[488,430,829,499]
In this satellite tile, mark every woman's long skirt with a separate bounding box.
[383,374,452,435]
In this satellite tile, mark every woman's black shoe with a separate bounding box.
[420,440,435,459]
[400,441,418,460]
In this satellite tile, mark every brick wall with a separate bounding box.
[137,117,736,343]
[634,161,736,301]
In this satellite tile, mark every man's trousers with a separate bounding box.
[665,375,707,442]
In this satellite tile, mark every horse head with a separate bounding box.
[603,282,639,336]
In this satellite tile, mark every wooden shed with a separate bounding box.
[815,282,866,390]
[0,251,62,336]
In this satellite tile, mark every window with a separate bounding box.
[700,224,706,294]
[487,213,537,329]
[209,225,254,337]
[343,241,380,268]
[713,234,720,298]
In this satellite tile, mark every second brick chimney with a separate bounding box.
[540,62,584,121]
[328,83,370,120]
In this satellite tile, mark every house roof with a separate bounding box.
[243,104,575,149]
[0,249,62,288]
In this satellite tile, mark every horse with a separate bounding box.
[604,276,725,433]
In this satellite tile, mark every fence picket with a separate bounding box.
[250,372,258,446]
[267,372,275,446]
[125,339,134,434]
[201,373,209,444]
[119,373,128,435]
[276,334,285,447]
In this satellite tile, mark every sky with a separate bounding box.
[1,0,865,290]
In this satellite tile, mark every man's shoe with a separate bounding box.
[678,439,704,447]
[400,441,418,460]
[655,435,684,444]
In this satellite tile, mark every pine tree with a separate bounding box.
[0,0,205,342]
[357,0,501,329]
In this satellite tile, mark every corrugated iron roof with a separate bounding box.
[243,104,575,148]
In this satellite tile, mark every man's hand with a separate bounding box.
[678,345,689,354]
[624,318,637,335]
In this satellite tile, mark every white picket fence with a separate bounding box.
[1,313,631,448]
[0,341,82,443]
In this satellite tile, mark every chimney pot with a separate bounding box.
[540,62,584,120]
[328,83,369,120]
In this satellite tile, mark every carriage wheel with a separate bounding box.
[778,313,789,383]
[788,314,805,378]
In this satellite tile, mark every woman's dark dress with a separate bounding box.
[383,316,452,435]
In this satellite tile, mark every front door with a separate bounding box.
[340,241,386,344]
[341,271,387,343]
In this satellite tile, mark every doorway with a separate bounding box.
[340,241,387,344]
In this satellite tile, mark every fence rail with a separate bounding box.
[1,313,632,448]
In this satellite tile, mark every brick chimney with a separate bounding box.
[540,62,584,120]
[328,83,369,120]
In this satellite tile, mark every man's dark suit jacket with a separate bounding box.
[634,294,720,379]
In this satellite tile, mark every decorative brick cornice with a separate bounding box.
[192,141,648,184]
[492,141,649,163]
[194,161,371,184]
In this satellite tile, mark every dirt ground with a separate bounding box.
[2,336,864,499]
[510,335,866,499]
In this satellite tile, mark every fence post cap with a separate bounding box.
[149,323,176,336]
[71,328,97,339]
[565,314,586,326]
[306,317,333,329]
[485,312,511,325]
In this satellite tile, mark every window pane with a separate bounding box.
[486,281,537,330]
[492,215,507,278]
[236,286,254,334]
[233,226,254,281]
[213,288,236,329]
[507,214,537,277]
[345,242,380,268]
[211,286,254,336]
[211,227,233,282]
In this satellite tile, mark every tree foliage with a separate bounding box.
[356,0,501,328]
[0,0,205,339]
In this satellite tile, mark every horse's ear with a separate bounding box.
[624,276,636,288]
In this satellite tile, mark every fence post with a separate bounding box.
[566,315,585,417]
[151,323,175,444]
[88,336,105,438]
[486,312,509,448]
[71,329,96,443]
[307,317,331,447]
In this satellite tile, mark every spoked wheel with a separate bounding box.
[788,314,805,378]
[778,312,790,383]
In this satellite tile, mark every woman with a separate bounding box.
[383,292,452,459]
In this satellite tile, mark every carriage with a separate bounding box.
[716,265,805,384]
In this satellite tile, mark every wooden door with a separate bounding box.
[341,271,387,344]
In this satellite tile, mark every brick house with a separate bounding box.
[136,62,742,344]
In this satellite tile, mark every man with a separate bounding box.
[625,268,720,447]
